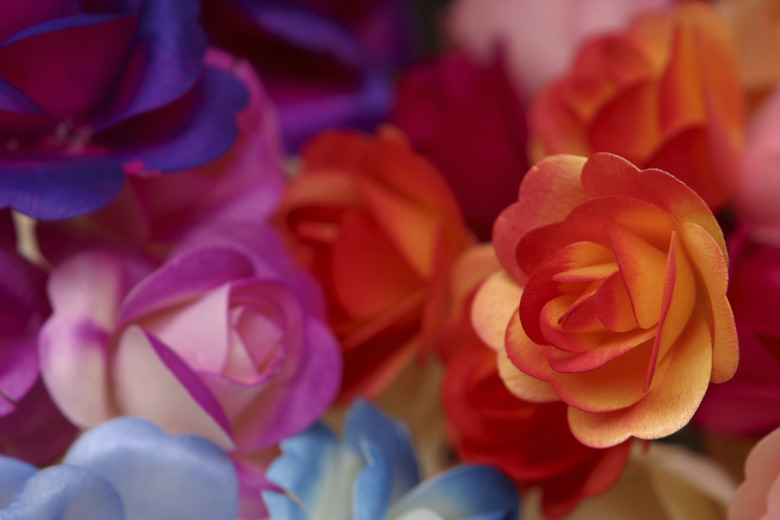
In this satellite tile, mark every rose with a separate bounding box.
[200,0,407,152]
[275,126,471,402]
[38,226,341,517]
[473,152,738,448]
[0,0,248,220]
[529,2,745,210]
[440,244,631,518]
[392,50,528,241]
[34,50,286,265]
[695,228,780,437]
[264,400,521,520]
[447,0,675,100]
[0,210,76,464]
[0,417,238,520]
[729,427,780,520]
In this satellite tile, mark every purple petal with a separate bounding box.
[97,66,248,172]
[0,14,138,122]
[113,326,234,449]
[0,0,79,43]
[117,246,253,326]
[0,209,13,248]
[0,338,37,411]
[99,0,206,127]
[0,156,126,220]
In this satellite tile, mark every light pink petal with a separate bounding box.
[113,326,234,450]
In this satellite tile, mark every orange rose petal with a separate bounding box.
[520,241,614,344]
[519,196,675,273]
[493,154,588,277]
[506,311,559,383]
[677,221,738,383]
[595,272,639,332]
[580,153,725,254]
[540,293,606,353]
[658,24,707,136]
[589,81,661,164]
[603,221,668,329]
[644,232,696,391]
[551,338,654,413]
[567,313,713,448]
[552,262,618,283]
[331,210,422,320]
[530,86,592,157]
[471,271,523,353]
[496,341,560,403]
[548,327,658,375]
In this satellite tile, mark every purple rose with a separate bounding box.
[0,0,248,220]
[201,0,410,151]
[0,210,77,464]
[38,225,341,517]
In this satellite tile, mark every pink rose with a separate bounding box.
[729,427,780,520]
[39,226,340,517]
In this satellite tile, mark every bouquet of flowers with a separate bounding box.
[2,1,780,519]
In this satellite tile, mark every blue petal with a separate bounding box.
[99,66,248,173]
[0,156,125,220]
[99,0,207,127]
[62,417,238,520]
[388,466,521,520]
[0,466,125,520]
[352,438,393,520]
[266,422,358,520]
[345,400,420,502]
[0,457,35,508]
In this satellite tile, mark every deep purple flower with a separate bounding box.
[0,210,77,464]
[0,0,248,220]
[201,0,410,152]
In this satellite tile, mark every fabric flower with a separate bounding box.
[447,0,675,100]
[263,400,521,520]
[274,126,472,402]
[523,443,734,520]
[392,50,528,241]
[529,2,745,210]
[733,81,780,246]
[729,426,780,520]
[0,211,76,464]
[0,416,238,520]
[38,226,341,517]
[695,228,780,438]
[34,50,286,264]
[473,152,738,448]
[0,0,248,220]
[440,244,630,518]
[201,0,407,152]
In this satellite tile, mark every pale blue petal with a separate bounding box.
[62,417,238,520]
[352,438,393,520]
[0,466,125,520]
[388,466,521,520]
[345,400,420,501]
[0,457,36,508]
[267,422,362,520]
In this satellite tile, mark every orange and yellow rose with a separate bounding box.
[473,152,738,448]
[275,126,471,402]
[530,3,745,210]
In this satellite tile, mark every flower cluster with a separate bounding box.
[4,1,780,519]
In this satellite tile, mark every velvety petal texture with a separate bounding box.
[275,127,471,402]
[0,0,248,220]
[264,400,521,520]
[475,152,737,448]
[0,416,239,520]
[38,225,341,518]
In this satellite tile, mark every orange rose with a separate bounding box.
[275,126,471,402]
[530,3,745,209]
[473,153,738,448]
